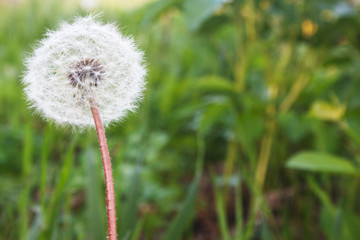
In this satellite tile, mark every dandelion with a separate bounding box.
[23,15,146,129]
[22,15,146,240]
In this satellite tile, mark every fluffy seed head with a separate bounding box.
[22,15,146,129]
[67,58,105,88]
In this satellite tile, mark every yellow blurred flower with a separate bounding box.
[310,101,346,122]
[302,19,318,38]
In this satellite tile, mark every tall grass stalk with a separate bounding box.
[19,123,33,240]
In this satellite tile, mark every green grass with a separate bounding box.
[1,0,360,239]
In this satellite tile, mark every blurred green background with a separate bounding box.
[1,0,360,239]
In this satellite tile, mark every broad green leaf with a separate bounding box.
[286,151,359,175]
[183,0,227,31]
[199,99,233,134]
[193,75,242,110]
[141,0,180,27]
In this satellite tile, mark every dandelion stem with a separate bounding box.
[91,105,117,240]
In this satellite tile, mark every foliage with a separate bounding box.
[1,0,360,239]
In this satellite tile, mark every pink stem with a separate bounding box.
[91,106,117,240]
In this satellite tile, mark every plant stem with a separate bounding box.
[91,106,117,240]
[255,104,276,190]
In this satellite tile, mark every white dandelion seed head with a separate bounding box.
[22,15,146,129]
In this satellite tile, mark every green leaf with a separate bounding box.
[286,151,359,175]
[43,136,79,239]
[141,0,180,27]
[183,0,227,31]
[308,178,357,240]
[119,165,142,239]
[84,147,105,240]
[199,99,233,134]
[192,75,242,111]
[164,179,199,240]
[195,75,236,95]
[213,178,231,240]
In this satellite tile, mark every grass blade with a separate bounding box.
[164,179,199,240]
[84,146,106,240]
[42,136,78,239]
[119,164,142,239]
[18,123,33,240]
